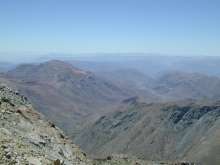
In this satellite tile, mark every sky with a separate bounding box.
[0,0,220,61]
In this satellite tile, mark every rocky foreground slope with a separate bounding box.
[0,84,91,165]
[0,84,192,165]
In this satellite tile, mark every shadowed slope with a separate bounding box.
[76,100,220,164]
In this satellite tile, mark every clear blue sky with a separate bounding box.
[0,0,220,58]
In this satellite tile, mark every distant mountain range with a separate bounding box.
[152,71,220,101]
[71,55,220,77]
[94,69,220,102]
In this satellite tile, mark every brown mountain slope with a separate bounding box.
[76,100,220,165]
[1,60,127,137]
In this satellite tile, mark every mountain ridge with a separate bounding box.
[0,60,127,138]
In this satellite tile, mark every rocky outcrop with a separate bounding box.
[0,84,90,165]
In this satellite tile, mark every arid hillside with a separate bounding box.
[76,99,220,165]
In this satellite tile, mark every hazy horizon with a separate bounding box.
[1,52,220,63]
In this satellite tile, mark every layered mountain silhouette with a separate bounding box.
[95,69,220,102]
[0,60,220,164]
